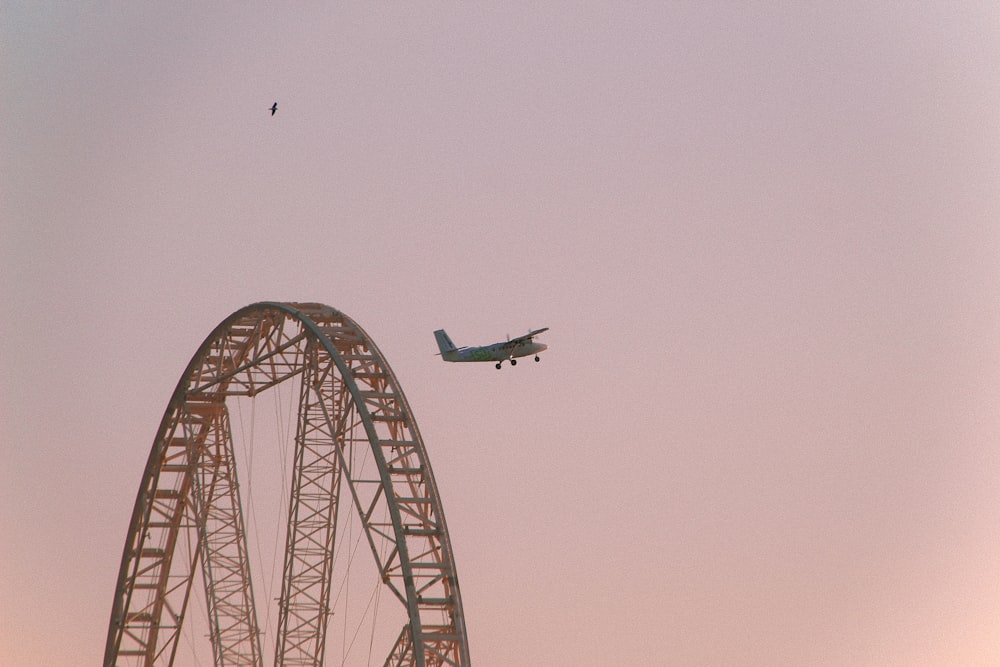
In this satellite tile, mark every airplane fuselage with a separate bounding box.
[434,327,548,368]
[442,339,547,363]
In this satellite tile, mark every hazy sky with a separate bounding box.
[3,3,1000,665]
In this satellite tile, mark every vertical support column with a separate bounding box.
[186,398,262,667]
[275,339,344,666]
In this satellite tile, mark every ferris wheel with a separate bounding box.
[104,302,470,666]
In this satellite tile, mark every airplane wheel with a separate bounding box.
[534,356,540,362]
[495,363,501,370]
[510,359,517,366]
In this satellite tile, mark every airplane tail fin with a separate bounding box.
[434,329,458,355]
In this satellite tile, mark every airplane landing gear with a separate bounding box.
[495,362,502,370]
[510,359,517,366]
[534,356,540,362]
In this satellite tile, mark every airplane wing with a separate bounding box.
[509,327,549,344]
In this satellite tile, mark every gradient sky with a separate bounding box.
[4,3,1000,665]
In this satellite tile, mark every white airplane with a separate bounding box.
[434,327,549,369]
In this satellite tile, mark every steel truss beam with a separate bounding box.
[274,337,344,666]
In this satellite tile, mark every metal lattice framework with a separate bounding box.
[105,302,469,667]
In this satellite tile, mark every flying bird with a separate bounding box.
[270,102,277,116]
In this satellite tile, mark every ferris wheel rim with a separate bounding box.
[104,301,469,667]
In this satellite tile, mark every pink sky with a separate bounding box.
[3,3,1000,665]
